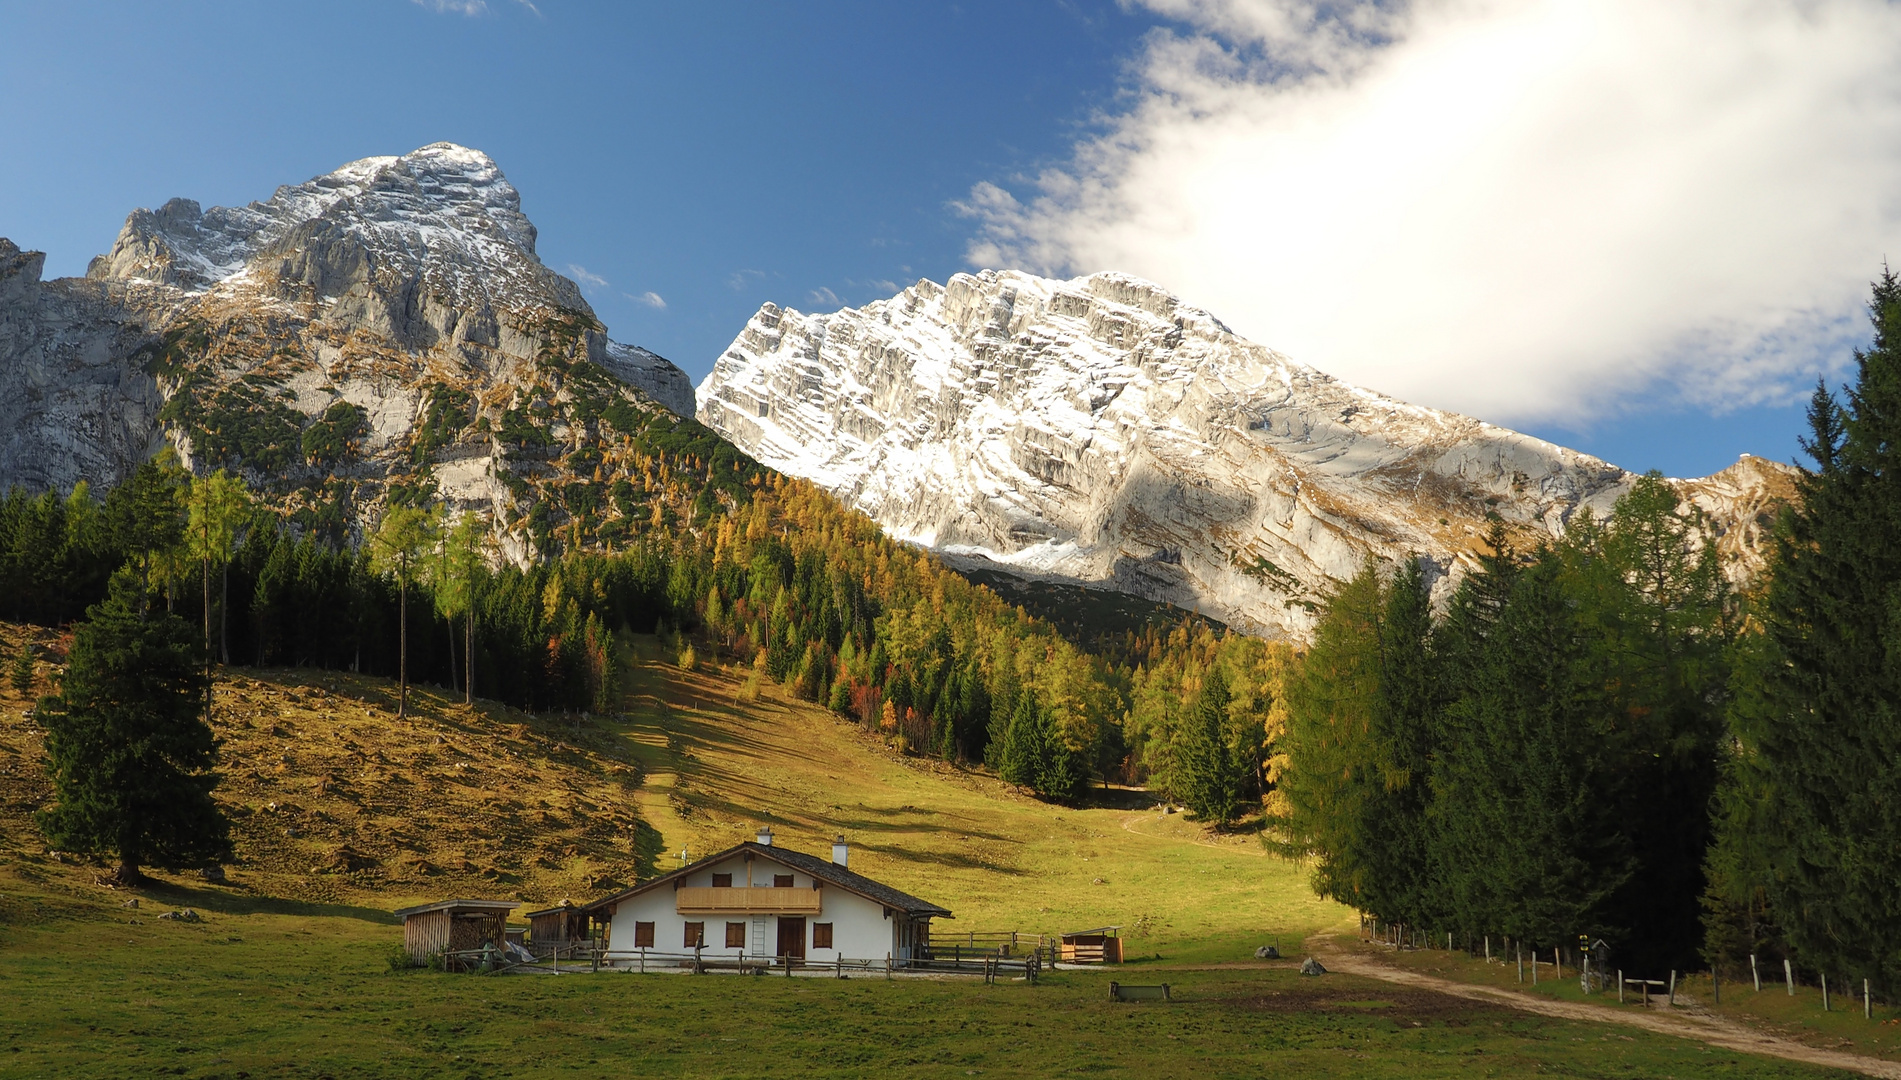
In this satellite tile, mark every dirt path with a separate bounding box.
[1313,940,1901,1078]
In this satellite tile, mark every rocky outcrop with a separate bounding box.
[0,239,169,493]
[698,270,1799,640]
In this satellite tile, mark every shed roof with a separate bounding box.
[524,900,581,919]
[584,841,952,919]
[392,898,521,919]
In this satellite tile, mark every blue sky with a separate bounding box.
[3,0,1885,479]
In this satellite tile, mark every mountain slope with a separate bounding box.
[697,270,1797,638]
[0,144,695,539]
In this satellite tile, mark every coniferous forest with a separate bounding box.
[1273,270,1901,991]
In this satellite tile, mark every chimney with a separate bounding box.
[756,826,774,847]
[832,835,848,868]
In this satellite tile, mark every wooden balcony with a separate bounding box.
[676,887,823,915]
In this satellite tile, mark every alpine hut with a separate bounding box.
[585,829,950,967]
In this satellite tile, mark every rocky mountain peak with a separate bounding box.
[698,269,1798,640]
[1,144,695,525]
[84,142,594,352]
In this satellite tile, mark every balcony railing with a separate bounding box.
[675,886,823,915]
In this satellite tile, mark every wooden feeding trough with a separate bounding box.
[393,898,520,968]
[1061,926,1124,964]
[525,899,592,957]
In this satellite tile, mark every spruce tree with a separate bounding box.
[1725,269,1901,996]
[1179,665,1251,825]
[35,568,231,884]
[1432,549,1631,950]
[8,641,34,696]
[1364,558,1442,927]
[999,693,1041,789]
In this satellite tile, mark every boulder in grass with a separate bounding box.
[1255,945,1281,959]
[1299,957,1326,976]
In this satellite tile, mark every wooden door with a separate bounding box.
[777,917,806,960]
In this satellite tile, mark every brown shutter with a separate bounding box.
[726,921,747,947]
[712,873,733,888]
[634,922,655,948]
[773,874,793,888]
[684,921,704,948]
[813,922,834,949]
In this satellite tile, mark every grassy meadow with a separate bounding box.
[0,624,1877,1078]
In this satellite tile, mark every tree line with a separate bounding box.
[4,454,1277,819]
[1272,270,1901,993]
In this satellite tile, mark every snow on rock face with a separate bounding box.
[86,142,591,353]
[698,269,1797,640]
[603,340,696,418]
[0,144,697,509]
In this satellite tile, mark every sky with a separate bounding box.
[4,1,1897,479]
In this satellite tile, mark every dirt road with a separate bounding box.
[1314,940,1901,1078]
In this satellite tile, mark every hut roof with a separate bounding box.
[584,840,952,919]
[392,898,521,919]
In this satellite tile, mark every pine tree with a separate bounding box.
[8,641,35,696]
[35,568,231,884]
[1723,269,1901,997]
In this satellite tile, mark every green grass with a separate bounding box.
[0,629,1874,1078]
[0,918,1856,1079]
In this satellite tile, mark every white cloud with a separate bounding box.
[411,0,539,14]
[727,268,766,291]
[966,0,1901,426]
[808,286,844,308]
[412,0,489,14]
[629,291,667,310]
[566,264,608,289]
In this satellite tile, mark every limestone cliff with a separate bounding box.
[697,270,1798,639]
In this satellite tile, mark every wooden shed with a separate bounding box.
[1061,926,1124,964]
[393,899,520,967]
[525,899,592,956]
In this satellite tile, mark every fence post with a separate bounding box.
[1485,936,1490,962]
[1618,970,1624,1004]
[1751,953,1759,992]
[1668,970,1677,1006]
[1866,979,1872,1020]
[1555,947,1561,981]
[886,953,892,980]
[1785,958,1794,996]
[1822,973,1830,1012]
[1713,965,1720,1005]
[1517,948,1524,984]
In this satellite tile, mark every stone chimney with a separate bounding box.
[756,826,773,847]
[832,835,848,868]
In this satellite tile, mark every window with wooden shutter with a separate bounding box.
[684,921,704,948]
[773,874,794,888]
[634,922,655,948]
[726,921,746,948]
[711,873,733,888]
[812,922,834,949]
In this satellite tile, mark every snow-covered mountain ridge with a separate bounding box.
[0,144,695,552]
[697,270,1797,639]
